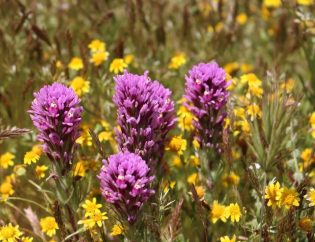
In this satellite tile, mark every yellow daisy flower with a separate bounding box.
[304,188,315,207]
[88,39,106,53]
[109,58,127,74]
[110,224,123,236]
[168,53,186,69]
[0,223,23,242]
[68,57,84,71]
[0,152,15,169]
[35,165,48,179]
[90,51,109,66]
[40,217,59,237]
[280,187,300,209]
[166,136,187,155]
[70,76,90,97]
[24,150,40,165]
[263,0,282,7]
[210,200,229,223]
[82,197,102,216]
[265,181,282,209]
[227,203,242,223]
[220,235,236,242]
[0,181,14,201]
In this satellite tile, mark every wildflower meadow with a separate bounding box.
[1,1,315,241]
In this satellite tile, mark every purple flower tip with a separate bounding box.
[184,61,230,152]
[113,71,176,166]
[29,82,83,166]
[98,152,155,224]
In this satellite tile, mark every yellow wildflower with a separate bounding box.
[98,131,113,142]
[110,224,123,236]
[76,125,92,146]
[72,161,87,177]
[0,152,15,169]
[21,236,33,242]
[198,2,211,17]
[304,188,315,207]
[247,103,262,120]
[247,85,264,99]
[280,79,295,93]
[0,223,23,242]
[233,107,245,119]
[310,112,315,126]
[210,201,229,223]
[261,6,271,20]
[187,173,198,185]
[300,148,314,168]
[309,112,315,138]
[78,210,108,229]
[88,39,106,53]
[265,181,282,208]
[207,25,214,33]
[40,217,59,237]
[222,172,240,187]
[220,235,236,242]
[236,13,248,25]
[31,145,42,156]
[163,181,176,193]
[299,217,313,233]
[224,117,231,130]
[168,53,186,69]
[240,64,253,73]
[166,136,187,155]
[0,181,14,201]
[189,155,200,167]
[297,0,313,5]
[177,106,195,131]
[240,73,262,88]
[280,187,300,209]
[109,58,127,74]
[215,22,224,32]
[263,0,282,7]
[235,119,250,134]
[90,51,109,66]
[224,62,239,75]
[193,139,200,150]
[68,57,84,71]
[55,60,63,69]
[171,155,182,167]
[195,185,205,199]
[232,148,241,160]
[82,197,102,216]
[24,150,40,165]
[124,54,134,65]
[35,165,48,179]
[70,77,90,97]
[227,203,242,223]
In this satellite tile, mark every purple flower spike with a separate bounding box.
[113,71,176,166]
[98,152,155,224]
[29,82,83,169]
[184,61,230,152]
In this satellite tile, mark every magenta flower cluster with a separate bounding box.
[184,61,230,152]
[29,83,83,169]
[98,152,155,224]
[113,71,176,166]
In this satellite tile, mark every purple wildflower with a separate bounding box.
[98,152,155,224]
[29,83,83,169]
[184,61,230,152]
[113,71,176,166]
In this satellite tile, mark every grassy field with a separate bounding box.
[0,1,315,241]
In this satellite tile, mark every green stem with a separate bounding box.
[7,197,49,212]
